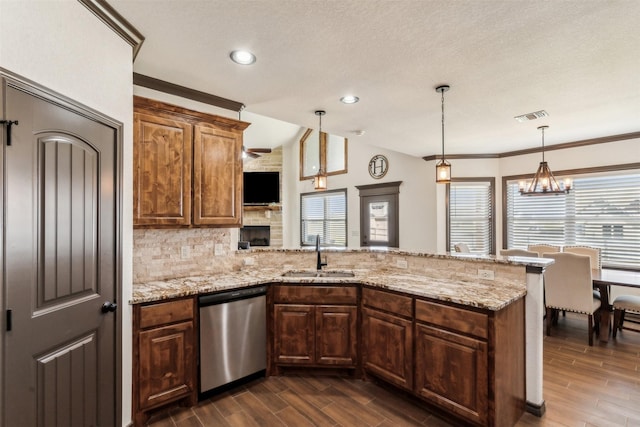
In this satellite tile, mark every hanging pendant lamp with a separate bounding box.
[519,126,572,196]
[435,85,451,183]
[313,110,328,191]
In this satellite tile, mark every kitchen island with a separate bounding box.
[131,248,550,427]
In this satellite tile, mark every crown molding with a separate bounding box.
[422,131,640,162]
[78,0,145,60]
[133,73,245,112]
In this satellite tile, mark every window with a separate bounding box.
[447,179,495,254]
[299,129,348,180]
[301,189,347,246]
[505,170,640,269]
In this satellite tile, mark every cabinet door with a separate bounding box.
[137,321,195,410]
[315,305,357,366]
[193,124,243,226]
[274,304,315,365]
[415,323,488,425]
[362,307,413,390]
[133,112,192,226]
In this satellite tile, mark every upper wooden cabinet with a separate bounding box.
[134,96,249,227]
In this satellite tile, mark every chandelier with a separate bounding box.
[519,126,572,196]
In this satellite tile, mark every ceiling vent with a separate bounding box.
[514,110,549,122]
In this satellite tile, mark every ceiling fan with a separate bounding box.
[243,146,272,159]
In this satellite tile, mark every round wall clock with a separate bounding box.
[368,154,389,179]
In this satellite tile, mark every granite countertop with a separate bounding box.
[132,267,527,311]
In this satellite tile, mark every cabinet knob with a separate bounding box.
[101,301,118,313]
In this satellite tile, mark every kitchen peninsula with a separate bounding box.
[131,248,550,427]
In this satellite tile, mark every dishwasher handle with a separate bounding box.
[199,285,267,306]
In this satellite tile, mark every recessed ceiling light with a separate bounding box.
[340,95,359,104]
[230,50,256,65]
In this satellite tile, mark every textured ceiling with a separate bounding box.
[112,0,640,157]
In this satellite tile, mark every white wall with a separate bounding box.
[284,134,638,255]
[284,138,437,252]
[1,1,134,425]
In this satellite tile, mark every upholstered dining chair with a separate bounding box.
[563,245,601,270]
[544,252,601,346]
[500,249,539,257]
[528,244,561,257]
[563,245,604,302]
[613,295,640,338]
[454,243,470,253]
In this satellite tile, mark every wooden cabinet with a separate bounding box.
[415,321,488,425]
[414,297,525,427]
[133,96,249,227]
[132,297,197,426]
[362,287,525,427]
[272,285,358,370]
[361,288,413,390]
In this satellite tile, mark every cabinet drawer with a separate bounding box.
[273,285,357,304]
[415,299,488,340]
[139,298,194,329]
[362,288,412,318]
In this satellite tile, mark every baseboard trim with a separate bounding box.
[526,400,546,417]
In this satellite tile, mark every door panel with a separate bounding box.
[360,194,399,247]
[3,81,118,426]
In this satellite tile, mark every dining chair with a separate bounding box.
[454,243,470,253]
[544,252,601,346]
[500,249,539,257]
[563,245,602,270]
[612,294,640,338]
[528,244,561,257]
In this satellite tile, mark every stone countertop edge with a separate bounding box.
[239,247,554,269]
[131,268,529,311]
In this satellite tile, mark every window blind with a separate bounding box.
[448,181,493,254]
[506,172,640,269]
[301,190,347,246]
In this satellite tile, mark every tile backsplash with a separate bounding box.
[133,228,238,283]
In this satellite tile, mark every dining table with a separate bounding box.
[592,268,640,343]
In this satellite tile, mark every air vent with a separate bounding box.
[514,110,549,122]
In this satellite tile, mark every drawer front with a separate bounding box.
[139,298,194,329]
[362,288,413,319]
[415,299,488,340]
[273,285,357,304]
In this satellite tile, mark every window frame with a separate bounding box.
[502,162,640,270]
[446,177,496,255]
[300,188,348,247]
[299,128,348,180]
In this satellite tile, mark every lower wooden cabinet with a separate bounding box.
[133,297,197,426]
[415,323,488,425]
[362,306,413,390]
[272,285,358,370]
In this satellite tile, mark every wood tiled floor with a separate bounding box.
[147,313,640,426]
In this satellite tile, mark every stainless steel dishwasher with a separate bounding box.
[199,285,267,395]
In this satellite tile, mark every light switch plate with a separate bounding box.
[181,246,190,259]
[214,243,223,256]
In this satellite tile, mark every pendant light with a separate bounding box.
[435,85,451,183]
[313,110,328,191]
[519,126,572,196]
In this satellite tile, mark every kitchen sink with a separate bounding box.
[281,270,355,278]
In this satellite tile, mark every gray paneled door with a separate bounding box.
[2,79,119,426]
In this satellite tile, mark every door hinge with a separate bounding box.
[1,120,19,146]
[6,309,12,331]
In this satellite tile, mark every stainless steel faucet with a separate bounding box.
[316,234,327,270]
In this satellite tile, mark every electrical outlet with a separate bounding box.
[180,246,190,259]
[244,257,255,266]
[214,243,223,256]
[396,259,408,269]
[478,269,495,280]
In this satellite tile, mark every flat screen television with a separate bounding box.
[243,171,280,205]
